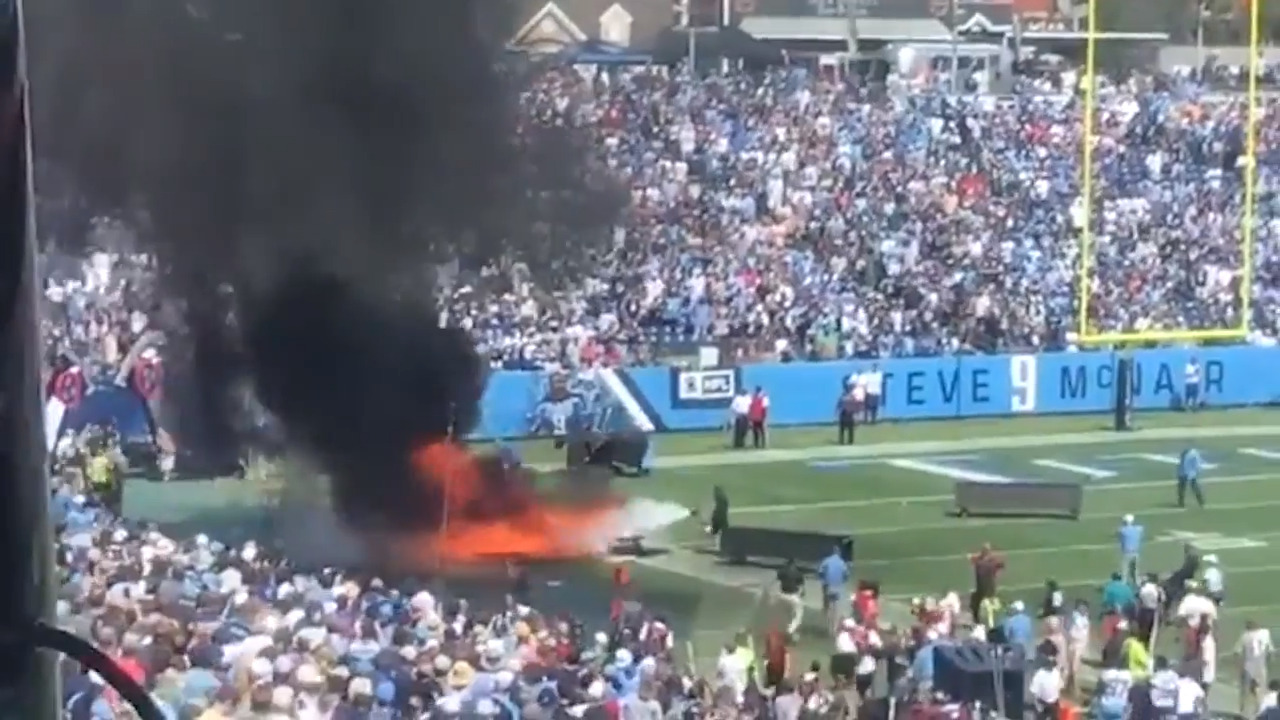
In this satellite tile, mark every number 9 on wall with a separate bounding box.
[1010,355,1037,413]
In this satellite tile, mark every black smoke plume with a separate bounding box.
[27,0,627,529]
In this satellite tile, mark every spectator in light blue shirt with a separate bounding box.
[818,546,849,634]
[912,632,942,691]
[1117,514,1144,585]
[1101,572,1136,614]
[1001,601,1034,657]
[1178,447,1206,508]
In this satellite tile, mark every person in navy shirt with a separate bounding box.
[818,546,849,635]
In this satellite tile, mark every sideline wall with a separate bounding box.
[468,347,1280,440]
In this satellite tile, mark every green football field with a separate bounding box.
[514,409,1280,697]
[123,408,1280,708]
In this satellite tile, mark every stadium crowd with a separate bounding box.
[39,59,1280,719]
[454,65,1280,369]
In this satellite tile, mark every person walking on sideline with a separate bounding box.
[1236,620,1274,717]
[776,558,805,636]
[818,546,849,635]
[1178,446,1206,508]
[1117,514,1144,585]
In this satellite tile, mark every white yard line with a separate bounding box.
[1031,458,1117,479]
[732,472,1276,514]
[885,458,1023,484]
[850,493,1280,537]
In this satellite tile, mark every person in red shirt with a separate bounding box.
[763,627,790,689]
[748,386,769,449]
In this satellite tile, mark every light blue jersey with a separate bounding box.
[1118,522,1144,584]
[1177,447,1206,508]
[1178,447,1202,482]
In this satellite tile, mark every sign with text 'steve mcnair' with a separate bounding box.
[464,346,1279,439]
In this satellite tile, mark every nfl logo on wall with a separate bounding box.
[670,367,742,410]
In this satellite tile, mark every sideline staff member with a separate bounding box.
[729,390,751,449]
[863,364,883,424]
[748,387,769,449]
[836,385,859,445]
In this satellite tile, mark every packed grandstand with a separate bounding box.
[41,59,1280,720]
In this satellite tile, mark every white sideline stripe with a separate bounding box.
[857,510,1280,566]
[850,494,1280,536]
[885,562,1280,599]
[885,458,1022,484]
[597,368,656,433]
[1031,458,1117,479]
[1240,447,1280,461]
[731,471,1276,514]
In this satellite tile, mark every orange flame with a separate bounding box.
[376,441,623,568]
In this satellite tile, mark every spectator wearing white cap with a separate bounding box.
[1117,513,1144,585]
[1202,554,1225,605]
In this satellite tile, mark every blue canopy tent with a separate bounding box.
[55,383,157,447]
[556,40,651,66]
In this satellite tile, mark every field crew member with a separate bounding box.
[747,386,769,449]
[1117,513,1144,585]
[1177,446,1206,509]
[836,384,859,445]
[729,390,751,449]
[863,364,883,424]
[1184,357,1202,410]
[1236,620,1275,716]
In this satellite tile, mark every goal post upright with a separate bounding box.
[1076,0,1259,347]
[1075,0,1100,342]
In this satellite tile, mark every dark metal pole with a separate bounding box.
[0,0,61,715]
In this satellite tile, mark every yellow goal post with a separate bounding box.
[1074,0,1261,346]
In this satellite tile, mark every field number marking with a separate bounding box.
[1158,530,1267,551]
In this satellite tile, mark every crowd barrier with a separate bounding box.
[468,346,1280,440]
